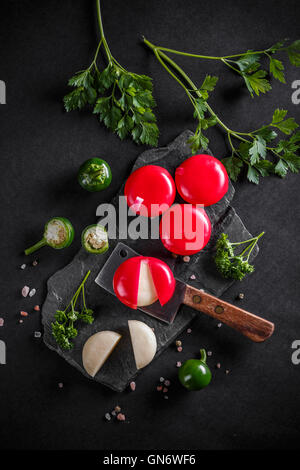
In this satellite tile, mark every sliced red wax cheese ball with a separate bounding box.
[124,165,176,217]
[113,256,142,309]
[113,256,175,309]
[175,154,229,206]
[159,203,211,255]
[147,257,175,307]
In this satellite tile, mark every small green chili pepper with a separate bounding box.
[81,224,109,254]
[78,158,112,192]
[178,349,212,390]
[24,217,74,255]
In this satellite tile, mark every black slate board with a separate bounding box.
[41,130,258,392]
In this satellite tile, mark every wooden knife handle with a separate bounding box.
[183,285,274,342]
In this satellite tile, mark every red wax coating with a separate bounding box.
[160,204,211,255]
[175,154,228,206]
[113,256,175,309]
[125,165,176,217]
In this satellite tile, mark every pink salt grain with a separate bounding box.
[0,318,4,327]
[22,286,30,297]
[34,305,40,312]
[130,381,136,391]
[177,346,183,352]
[20,311,28,317]
[117,413,126,421]
[176,361,182,368]
[157,385,163,391]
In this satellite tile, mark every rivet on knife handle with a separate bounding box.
[184,285,274,343]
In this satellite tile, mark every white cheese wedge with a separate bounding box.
[82,331,122,377]
[137,260,158,307]
[128,320,157,369]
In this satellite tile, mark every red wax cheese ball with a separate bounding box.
[175,154,229,206]
[124,165,176,217]
[160,204,211,255]
[113,256,175,309]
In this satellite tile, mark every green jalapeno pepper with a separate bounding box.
[24,217,74,255]
[78,158,112,192]
[178,349,212,390]
[81,224,109,254]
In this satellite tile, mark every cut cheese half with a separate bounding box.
[113,256,175,309]
[82,331,122,377]
[128,320,157,369]
[137,260,158,307]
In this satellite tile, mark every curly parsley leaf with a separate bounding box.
[214,232,263,281]
[51,271,94,350]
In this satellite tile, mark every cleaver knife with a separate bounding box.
[95,242,274,342]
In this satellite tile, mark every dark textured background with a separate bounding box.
[0,0,299,450]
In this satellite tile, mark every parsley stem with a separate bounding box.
[64,270,91,313]
[245,241,258,261]
[152,45,271,61]
[91,39,103,66]
[152,48,198,113]
[236,232,264,259]
[144,39,232,133]
[245,232,264,260]
[96,0,113,64]
[267,147,282,159]
[82,285,87,310]
[144,37,256,145]
[221,58,243,75]
[239,240,256,257]
[231,232,265,246]
[227,133,236,153]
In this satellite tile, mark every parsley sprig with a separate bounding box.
[214,232,264,281]
[63,0,158,147]
[217,40,300,97]
[143,37,300,183]
[51,270,94,350]
[145,39,300,97]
